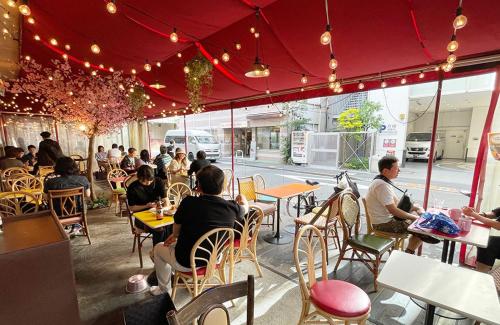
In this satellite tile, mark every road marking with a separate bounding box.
[276,173,369,190]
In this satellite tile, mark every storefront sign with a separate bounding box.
[383,138,397,148]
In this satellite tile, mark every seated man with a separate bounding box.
[462,206,500,272]
[127,165,169,245]
[22,145,37,167]
[365,155,430,254]
[120,147,138,173]
[153,145,172,180]
[150,165,248,296]
[187,150,210,176]
[0,147,26,169]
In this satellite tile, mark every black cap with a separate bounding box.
[40,131,51,138]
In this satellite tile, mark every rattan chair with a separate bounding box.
[11,174,43,192]
[294,224,371,324]
[253,174,278,204]
[107,168,128,216]
[225,206,264,277]
[1,167,29,191]
[0,191,41,220]
[333,192,394,291]
[237,176,276,231]
[48,187,91,245]
[166,182,192,207]
[362,197,407,251]
[172,228,234,300]
[70,154,86,174]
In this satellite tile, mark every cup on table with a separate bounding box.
[433,199,445,210]
[449,208,462,222]
[458,216,472,232]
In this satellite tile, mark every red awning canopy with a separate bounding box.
[13,0,500,116]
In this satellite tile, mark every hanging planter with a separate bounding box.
[185,53,213,112]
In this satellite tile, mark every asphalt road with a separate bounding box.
[213,159,473,211]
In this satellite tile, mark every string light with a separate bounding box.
[3,12,10,19]
[84,61,90,68]
[320,25,331,45]
[144,62,152,71]
[401,77,407,85]
[300,88,305,92]
[300,74,308,84]
[381,80,387,88]
[109,67,114,72]
[89,43,100,54]
[265,89,270,94]
[447,39,459,52]
[358,81,365,90]
[18,2,31,16]
[34,34,40,41]
[235,42,242,50]
[91,70,97,76]
[254,32,260,38]
[177,52,182,58]
[442,62,453,72]
[328,72,336,82]
[170,28,178,43]
[7,0,16,8]
[156,61,161,67]
[49,38,58,46]
[419,71,425,79]
[212,58,219,65]
[3,28,9,35]
[106,0,117,14]
[329,54,338,70]
[27,17,35,24]
[222,50,230,62]
[131,68,136,74]
[250,27,256,33]
[65,44,71,50]
[172,102,176,107]
[453,7,467,29]
[25,55,31,61]
[447,53,457,63]
[183,66,190,74]
[98,64,104,69]
[328,82,335,90]
[62,53,68,60]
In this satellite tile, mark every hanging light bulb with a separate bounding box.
[84,61,91,68]
[18,3,31,16]
[329,54,338,70]
[301,74,308,84]
[183,66,190,74]
[48,76,53,81]
[156,61,161,67]
[235,42,242,50]
[98,64,104,69]
[7,0,16,8]
[336,86,343,93]
[106,0,117,14]
[49,38,58,46]
[222,50,230,62]
[177,52,182,58]
[263,66,270,77]
[172,102,176,107]
[3,12,11,19]
[328,82,335,90]
[358,81,365,90]
[144,62,152,71]
[328,72,336,82]
[27,17,35,24]
[401,77,407,85]
[250,27,256,34]
[453,7,467,29]
[91,70,97,76]
[170,28,178,43]
[381,80,387,88]
[91,43,101,54]
[25,55,31,61]
[109,67,114,72]
[62,53,68,60]
[447,53,457,63]
[265,89,270,94]
[34,34,40,41]
[419,71,425,79]
[212,58,219,65]
[254,32,260,38]
[320,25,332,45]
[65,44,71,51]
[447,39,459,52]
[442,62,454,72]
[131,68,136,74]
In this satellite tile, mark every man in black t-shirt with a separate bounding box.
[462,206,500,272]
[150,165,248,296]
[127,165,169,245]
[187,150,210,176]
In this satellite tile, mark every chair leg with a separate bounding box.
[132,235,136,253]
[83,220,91,245]
[323,229,329,264]
[251,249,263,277]
[138,240,143,268]
[334,243,348,273]
[297,300,310,325]
[373,255,381,292]
[171,272,179,300]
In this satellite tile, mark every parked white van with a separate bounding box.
[164,130,221,162]
[405,132,445,161]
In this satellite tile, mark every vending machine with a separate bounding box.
[291,131,311,164]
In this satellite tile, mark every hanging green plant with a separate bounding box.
[185,53,213,111]
[128,85,147,119]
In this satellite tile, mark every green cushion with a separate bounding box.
[348,234,394,255]
[257,195,277,203]
[113,187,126,194]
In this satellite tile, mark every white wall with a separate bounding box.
[466,106,488,158]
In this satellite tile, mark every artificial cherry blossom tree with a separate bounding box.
[11,59,147,200]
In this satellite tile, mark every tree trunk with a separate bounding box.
[86,134,97,201]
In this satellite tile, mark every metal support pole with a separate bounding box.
[0,114,7,147]
[230,103,235,198]
[183,114,188,155]
[422,71,443,210]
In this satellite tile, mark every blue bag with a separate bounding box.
[418,212,461,235]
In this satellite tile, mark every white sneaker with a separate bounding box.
[149,286,166,296]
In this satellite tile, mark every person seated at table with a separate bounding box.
[462,206,500,272]
[95,145,108,162]
[365,156,438,254]
[119,145,126,157]
[107,143,121,161]
[22,145,37,167]
[0,147,26,169]
[127,165,169,246]
[153,145,172,180]
[135,149,151,169]
[188,150,210,176]
[150,165,248,295]
[44,157,91,234]
[168,147,189,185]
[166,140,175,158]
[120,147,138,173]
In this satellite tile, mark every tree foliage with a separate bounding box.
[338,101,383,132]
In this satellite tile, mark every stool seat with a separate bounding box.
[310,280,370,318]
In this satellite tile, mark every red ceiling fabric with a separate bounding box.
[10,0,500,117]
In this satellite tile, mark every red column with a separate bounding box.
[231,104,235,197]
[422,71,444,210]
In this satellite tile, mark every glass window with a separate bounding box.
[196,136,217,144]
[406,132,431,141]
[257,127,280,150]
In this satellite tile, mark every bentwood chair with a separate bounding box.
[225,206,264,277]
[362,197,407,251]
[237,176,276,231]
[172,228,234,300]
[48,187,91,245]
[294,225,371,324]
[334,191,394,291]
[253,174,278,204]
[294,192,341,262]
[167,275,255,325]
[107,168,128,216]
[166,182,192,207]
[11,174,43,192]
[70,154,86,174]
[124,198,151,268]
[1,167,29,191]
[0,191,41,221]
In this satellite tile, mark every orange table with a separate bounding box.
[256,183,320,245]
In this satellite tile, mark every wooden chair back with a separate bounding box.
[167,275,254,325]
[166,182,192,207]
[48,187,85,219]
[1,167,28,179]
[237,177,257,201]
[70,154,86,173]
[0,191,41,219]
[293,225,328,302]
[337,191,361,239]
[189,228,234,284]
[107,168,128,190]
[107,157,121,170]
[11,175,43,192]
[362,198,375,234]
[233,206,264,256]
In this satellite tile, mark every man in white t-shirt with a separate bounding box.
[107,143,121,161]
[365,156,425,254]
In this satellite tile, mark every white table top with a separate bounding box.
[378,251,500,325]
[408,218,491,248]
